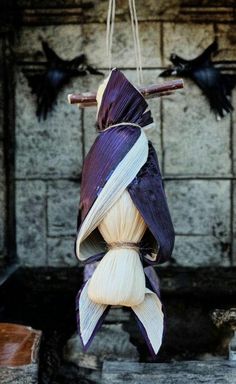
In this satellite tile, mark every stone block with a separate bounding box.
[102,360,236,384]
[64,323,139,369]
[163,23,214,66]
[15,25,83,62]
[82,22,161,68]
[172,235,230,267]
[47,180,80,237]
[47,237,78,267]
[1,365,38,384]
[162,79,231,176]
[16,180,47,266]
[15,71,83,178]
[15,22,161,68]
[216,24,236,61]
[81,0,180,22]
[166,179,231,266]
[165,180,231,238]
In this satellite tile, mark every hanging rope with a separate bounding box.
[106,0,116,70]
[106,0,143,84]
[128,0,143,85]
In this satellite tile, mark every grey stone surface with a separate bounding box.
[172,235,230,267]
[162,79,231,176]
[0,364,38,384]
[16,180,47,266]
[163,22,214,66]
[83,106,99,156]
[82,22,161,68]
[15,71,83,178]
[102,360,236,384]
[233,180,236,266]
[47,180,80,237]
[165,178,231,266]
[15,22,161,68]
[47,237,78,266]
[165,180,231,237]
[64,323,139,369]
[17,0,236,24]
[0,141,6,258]
[15,25,83,62]
[80,0,180,23]
[216,24,236,61]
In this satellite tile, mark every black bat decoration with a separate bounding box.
[25,41,103,120]
[160,41,236,119]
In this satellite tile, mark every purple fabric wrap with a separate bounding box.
[76,68,175,264]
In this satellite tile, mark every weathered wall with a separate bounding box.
[1,0,236,267]
[0,40,6,263]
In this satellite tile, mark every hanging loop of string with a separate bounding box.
[128,0,143,85]
[106,0,116,70]
[106,0,143,84]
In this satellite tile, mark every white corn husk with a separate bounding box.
[88,190,146,306]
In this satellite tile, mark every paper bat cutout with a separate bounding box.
[160,41,236,120]
[25,41,103,120]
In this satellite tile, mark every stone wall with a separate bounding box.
[1,0,236,267]
[0,39,6,263]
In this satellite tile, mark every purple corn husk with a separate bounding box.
[76,68,175,264]
[79,124,141,221]
[96,69,153,130]
[128,142,175,263]
[144,266,161,298]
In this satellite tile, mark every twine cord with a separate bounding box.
[106,0,116,70]
[106,0,143,84]
[107,241,140,252]
[128,0,143,85]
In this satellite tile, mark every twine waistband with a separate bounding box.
[107,241,140,252]
[98,122,142,133]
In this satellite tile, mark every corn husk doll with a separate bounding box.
[75,68,175,357]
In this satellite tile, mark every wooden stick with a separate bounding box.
[67,79,184,107]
